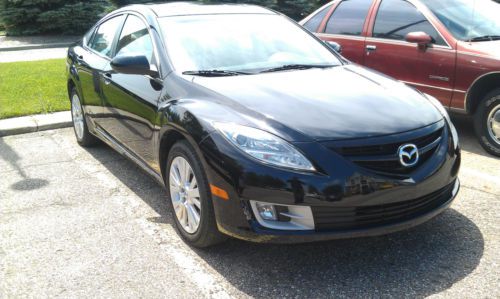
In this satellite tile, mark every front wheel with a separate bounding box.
[474,89,500,157]
[70,88,98,147]
[165,140,226,247]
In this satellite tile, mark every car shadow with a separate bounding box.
[0,138,49,191]
[85,144,484,298]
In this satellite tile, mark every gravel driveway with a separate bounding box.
[0,116,498,298]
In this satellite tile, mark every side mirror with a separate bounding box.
[325,41,342,54]
[405,32,432,49]
[110,55,158,77]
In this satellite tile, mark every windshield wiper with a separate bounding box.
[182,70,251,77]
[469,35,500,42]
[260,64,336,73]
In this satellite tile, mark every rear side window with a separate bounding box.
[373,0,446,45]
[303,4,332,32]
[89,15,124,58]
[324,0,373,36]
[115,15,154,64]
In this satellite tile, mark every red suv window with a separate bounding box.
[303,4,332,32]
[373,0,446,46]
[324,0,373,36]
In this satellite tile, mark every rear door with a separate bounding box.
[364,0,456,106]
[77,15,125,120]
[99,14,161,166]
[316,0,374,64]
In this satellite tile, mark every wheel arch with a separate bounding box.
[67,79,76,99]
[157,105,214,184]
[466,72,500,114]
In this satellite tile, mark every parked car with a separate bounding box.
[301,0,500,156]
[67,3,460,247]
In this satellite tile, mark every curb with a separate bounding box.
[0,42,74,52]
[0,111,72,137]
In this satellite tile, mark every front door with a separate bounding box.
[99,14,161,167]
[364,0,456,107]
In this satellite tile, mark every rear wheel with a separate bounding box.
[70,88,98,147]
[165,140,226,247]
[474,89,500,157]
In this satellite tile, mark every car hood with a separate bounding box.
[191,64,443,141]
[459,40,500,59]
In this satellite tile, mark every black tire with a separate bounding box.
[70,88,98,147]
[165,140,226,247]
[473,88,500,157]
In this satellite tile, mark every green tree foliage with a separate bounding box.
[0,0,109,35]
[0,0,329,35]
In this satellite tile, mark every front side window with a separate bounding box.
[115,15,154,64]
[159,14,341,73]
[324,0,373,36]
[420,0,500,41]
[89,15,124,57]
[303,4,332,32]
[373,0,446,45]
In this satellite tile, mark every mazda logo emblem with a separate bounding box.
[398,144,419,167]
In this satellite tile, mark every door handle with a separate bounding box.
[366,45,377,51]
[103,72,112,85]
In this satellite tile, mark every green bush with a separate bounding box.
[111,0,328,21]
[0,0,328,36]
[0,0,109,35]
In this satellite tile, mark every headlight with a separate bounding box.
[425,94,459,149]
[214,122,315,171]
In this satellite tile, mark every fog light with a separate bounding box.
[255,202,277,221]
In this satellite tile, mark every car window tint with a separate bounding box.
[324,0,372,36]
[373,0,446,45]
[303,4,332,32]
[84,27,95,46]
[89,16,124,57]
[115,15,154,64]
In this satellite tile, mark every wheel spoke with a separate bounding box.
[191,197,201,209]
[170,169,181,187]
[189,175,197,189]
[187,204,200,228]
[187,187,200,200]
[179,205,188,227]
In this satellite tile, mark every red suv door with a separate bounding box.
[364,0,456,107]
[316,0,374,65]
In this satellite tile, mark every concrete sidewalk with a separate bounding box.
[0,111,71,137]
[0,35,77,51]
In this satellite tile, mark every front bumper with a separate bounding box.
[198,123,461,244]
[218,179,459,244]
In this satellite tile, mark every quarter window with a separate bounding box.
[115,15,154,64]
[303,4,332,32]
[373,0,446,45]
[89,16,124,57]
[324,0,373,36]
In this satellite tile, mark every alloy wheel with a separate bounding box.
[487,104,500,145]
[169,156,202,234]
[71,94,85,140]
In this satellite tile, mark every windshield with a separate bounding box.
[420,0,500,41]
[158,14,341,74]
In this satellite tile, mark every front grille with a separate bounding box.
[312,181,454,231]
[328,125,445,178]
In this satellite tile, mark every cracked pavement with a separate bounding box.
[0,115,499,298]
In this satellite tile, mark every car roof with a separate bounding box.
[142,2,276,17]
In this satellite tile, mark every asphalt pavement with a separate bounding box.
[0,115,499,298]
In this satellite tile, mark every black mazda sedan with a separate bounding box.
[67,3,461,247]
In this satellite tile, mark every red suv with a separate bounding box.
[301,0,500,156]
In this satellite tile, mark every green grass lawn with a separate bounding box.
[0,58,69,119]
